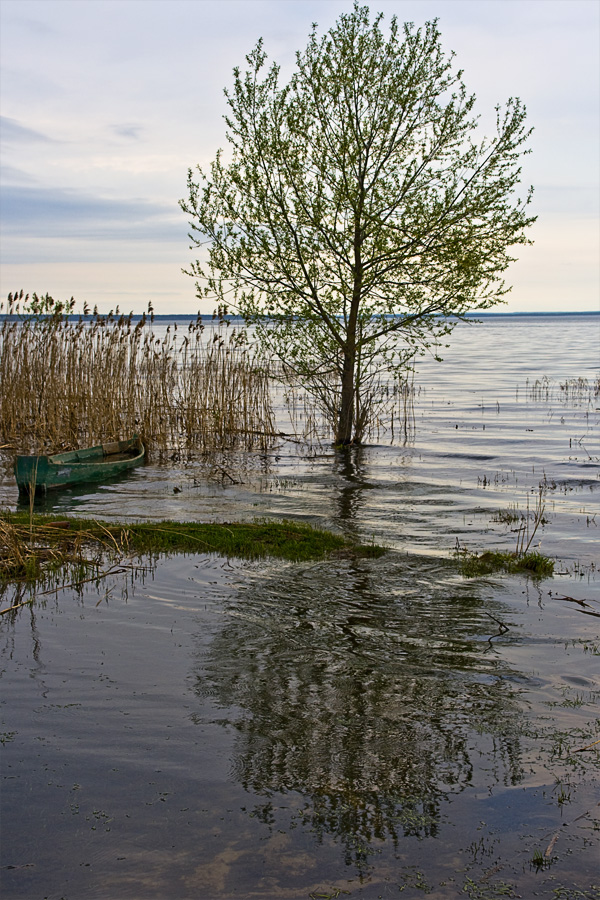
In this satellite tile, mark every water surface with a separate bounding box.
[1,315,599,899]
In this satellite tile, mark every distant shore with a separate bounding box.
[1,309,598,323]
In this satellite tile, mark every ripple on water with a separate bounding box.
[1,316,598,898]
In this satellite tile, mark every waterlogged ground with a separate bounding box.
[1,315,599,899]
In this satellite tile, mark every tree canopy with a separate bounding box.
[181,3,535,444]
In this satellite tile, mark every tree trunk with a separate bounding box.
[335,207,365,444]
[336,279,361,444]
[336,350,355,444]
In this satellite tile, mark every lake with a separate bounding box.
[1,314,599,899]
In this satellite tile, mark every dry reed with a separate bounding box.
[0,293,275,457]
[0,516,109,593]
[526,374,600,406]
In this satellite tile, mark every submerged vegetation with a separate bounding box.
[456,547,554,578]
[0,511,383,601]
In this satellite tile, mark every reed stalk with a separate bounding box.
[515,486,546,557]
[0,293,275,457]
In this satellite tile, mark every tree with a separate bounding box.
[181,3,535,444]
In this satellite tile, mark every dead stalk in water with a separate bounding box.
[515,485,546,556]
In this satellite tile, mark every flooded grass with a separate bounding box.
[0,513,118,594]
[456,547,555,578]
[1,512,382,598]
[458,485,555,577]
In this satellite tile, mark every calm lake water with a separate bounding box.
[1,314,599,899]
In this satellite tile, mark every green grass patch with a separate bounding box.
[103,517,382,561]
[457,549,554,579]
[1,512,384,590]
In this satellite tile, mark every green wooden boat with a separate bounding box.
[14,436,145,497]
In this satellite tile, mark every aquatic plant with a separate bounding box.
[526,374,599,406]
[0,511,384,605]
[457,548,554,579]
[492,505,522,525]
[0,292,275,457]
[514,485,547,556]
[0,514,120,603]
[462,876,517,899]
[459,483,554,578]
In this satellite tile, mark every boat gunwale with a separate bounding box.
[49,442,145,468]
[14,436,145,493]
[17,436,143,466]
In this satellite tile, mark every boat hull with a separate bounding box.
[15,436,145,496]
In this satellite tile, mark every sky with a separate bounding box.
[1,0,598,315]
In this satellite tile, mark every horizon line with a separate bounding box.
[1,309,598,321]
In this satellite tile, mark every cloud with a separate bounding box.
[0,184,184,242]
[0,115,58,144]
[0,164,38,186]
[2,11,56,37]
[110,123,145,141]
[0,0,597,312]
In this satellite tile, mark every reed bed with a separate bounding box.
[0,292,416,459]
[0,293,275,457]
[526,374,600,406]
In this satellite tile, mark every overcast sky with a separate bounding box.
[1,0,598,314]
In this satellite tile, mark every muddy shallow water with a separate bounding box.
[1,315,599,899]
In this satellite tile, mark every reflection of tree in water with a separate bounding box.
[333,446,368,529]
[192,555,526,873]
